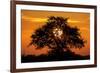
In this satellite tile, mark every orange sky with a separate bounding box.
[21,10,90,56]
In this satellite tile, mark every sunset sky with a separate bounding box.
[21,10,90,56]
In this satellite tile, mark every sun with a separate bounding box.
[53,27,63,39]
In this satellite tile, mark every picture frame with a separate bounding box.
[10,0,97,72]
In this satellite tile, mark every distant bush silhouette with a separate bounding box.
[21,50,90,63]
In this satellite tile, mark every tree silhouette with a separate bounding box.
[29,16,85,56]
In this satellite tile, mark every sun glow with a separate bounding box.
[53,28,63,39]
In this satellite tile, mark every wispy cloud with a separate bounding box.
[22,15,81,23]
[22,16,47,22]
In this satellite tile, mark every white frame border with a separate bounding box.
[16,4,95,69]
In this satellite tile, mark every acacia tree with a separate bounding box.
[29,16,85,56]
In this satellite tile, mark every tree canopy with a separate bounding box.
[29,16,85,54]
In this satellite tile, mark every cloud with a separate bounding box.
[22,15,82,23]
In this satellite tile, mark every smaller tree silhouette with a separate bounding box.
[29,16,85,56]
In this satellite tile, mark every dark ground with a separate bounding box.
[21,50,90,63]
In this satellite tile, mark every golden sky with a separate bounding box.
[21,10,90,56]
